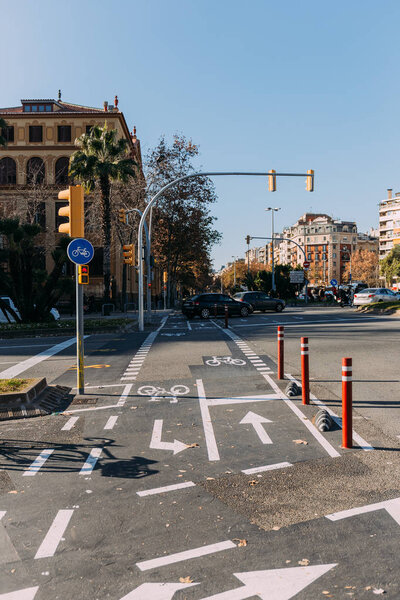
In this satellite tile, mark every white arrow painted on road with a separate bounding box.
[326,497,400,526]
[0,587,39,600]
[150,419,188,455]
[199,563,337,599]
[120,581,198,599]
[239,411,273,444]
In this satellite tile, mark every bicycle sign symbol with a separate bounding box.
[138,384,190,404]
[205,356,246,367]
[67,238,94,265]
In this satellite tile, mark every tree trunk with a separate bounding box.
[100,175,112,303]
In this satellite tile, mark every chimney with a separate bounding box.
[388,188,393,199]
[114,95,118,108]
[104,101,108,112]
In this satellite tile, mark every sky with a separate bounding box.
[1,0,399,269]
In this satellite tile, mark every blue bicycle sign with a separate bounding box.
[67,238,94,265]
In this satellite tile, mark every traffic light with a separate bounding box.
[163,270,168,283]
[78,264,89,284]
[122,244,134,265]
[306,169,314,192]
[58,185,84,237]
[268,169,276,192]
[246,235,251,245]
[118,208,126,224]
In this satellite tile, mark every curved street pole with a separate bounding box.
[138,171,314,331]
[126,208,152,322]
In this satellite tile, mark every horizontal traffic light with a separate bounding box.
[123,244,134,265]
[78,264,89,285]
[58,185,84,237]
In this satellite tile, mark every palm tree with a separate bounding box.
[69,124,137,301]
[0,117,7,146]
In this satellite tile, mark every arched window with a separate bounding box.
[55,157,70,185]
[26,157,45,185]
[0,157,17,184]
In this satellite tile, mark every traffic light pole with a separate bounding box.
[75,264,85,394]
[137,171,314,331]
[126,208,152,322]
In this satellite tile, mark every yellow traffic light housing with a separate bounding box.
[306,169,314,192]
[163,270,168,283]
[118,208,126,224]
[268,169,276,192]
[123,244,134,265]
[78,264,89,284]
[58,185,84,237]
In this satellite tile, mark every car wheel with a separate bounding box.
[240,306,249,317]
[201,307,210,319]
[275,304,283,312]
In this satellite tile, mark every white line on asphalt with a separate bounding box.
[120,317,167,381]
[104,416,118,430]
[79,448,102,474]
[242,461,293,474]
[285,373,374,451]
[137,481,196,497]
[0,344,52,349]
[0,337,89,379]
[326,497,400,526]
[117,383,133,406]
[0,510,21,565]
[34,509,74,559]
[65,403,122,413]
[61,416,79,431]
[233,317,373,328]
[208,394,279,406]
[187,320,192,331]
[196,378,220,461]
[73,383,128,389]
[22,449,54,476]
[136,539,236,571]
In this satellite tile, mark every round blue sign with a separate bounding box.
[67,238,94,265]
[330,279,338,286]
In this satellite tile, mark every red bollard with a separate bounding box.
[301,337,310,404]
[224,304,229,328]
[342,357,352,448]
[277,326,284,380]
[214,303,217,317]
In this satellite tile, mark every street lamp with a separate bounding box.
[265,207,281,293]
[232,256,237,288]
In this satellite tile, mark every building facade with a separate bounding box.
[379,189,400,260]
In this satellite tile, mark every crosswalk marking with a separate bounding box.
[61,416,79,431]
[79,448,102,474]
[34,510,74,559]
[104,416,118,430]
[22,449,54,477]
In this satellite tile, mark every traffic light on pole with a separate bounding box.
[163,270,168,283]
[58,185,84,237]
[306,169,314,192]
[122,244,134,265]
[118,208,126,224]
[246,235,251,245]
[78,264,89,284]
[268,169,276,192]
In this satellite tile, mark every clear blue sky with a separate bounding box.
[2,0,398,268]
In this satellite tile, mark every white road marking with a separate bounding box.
[137,481,196,497]
[233,317,373,328]
[0,344,52,349]
[208,394,279,406]
[197,378,220,461]
[242,461,292,474]
[22,449,54,476]
[0,337,88,379]
[79,448,102,474]
[34,509,74,559]
[239,411,273,444]
[117,383,133,406]
[120,319,167,381]
[187,320,192,330]
[150,420,187,454]
[136,539,236,571]
[285,373,374,451]
[0,511,20,564]
[104,416,118,430]
[61,416,79,431]
[326,497,400,526]
[66,403,122,413]
[0,588,39,600]
[121,582,198,600]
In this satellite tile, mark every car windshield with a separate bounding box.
[359,289,377,294]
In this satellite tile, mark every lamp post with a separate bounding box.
[265,207,281,293]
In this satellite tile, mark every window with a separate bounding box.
[0,157,16,184]
[57,126,71,143]
[343,236,348,241]
[307,237,310,242]
[307,253,311,260]
[333,244,336,249]
[1,126,14,142]
[29,126,42,142]
[322,253,327,260]
[323,245,327,251]
[29,201,46,228]
[26,157,45,184]
[333,261,336,266]
[333,253,336,258]
[55,157,70,184]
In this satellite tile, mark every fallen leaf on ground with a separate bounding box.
[272,526,280,531]
[293,439,308,445]
[130,406,138,410]
[249,480,259,486]
[372,590,386,595]
[206,477,215,480]
[298,558,310,566]
[233,538,247,547]
[8,491,17,494]
[186,443,199,448]
[179,576,193,583]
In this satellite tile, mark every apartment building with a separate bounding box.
[379,189,400,259]
[245,244,269,266]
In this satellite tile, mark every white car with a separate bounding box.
[0,296,60,323]
[353,288,400,306]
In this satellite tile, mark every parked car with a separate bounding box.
[182,293,252,319]
[0,296,60,322]
[233,291,285,313]
[353,288,400,306]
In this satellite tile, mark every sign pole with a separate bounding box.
[75,264,85,395]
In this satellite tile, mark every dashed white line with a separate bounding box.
[136,539,236,571]
[22,449,54,476]
[197,378,220,461]
[242,461,292,474]
[104,416,118,430]
[34,509,74,559]
[79,448,102,475]
[61,416,79,431]
[137,481,196,497]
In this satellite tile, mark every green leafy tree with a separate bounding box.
[0,218,73,323]
[69,124,137,301]
[0,117,7,147]
[380,246,400,285]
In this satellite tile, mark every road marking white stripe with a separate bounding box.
[79,448,102,474]
[34,510,74,559]
[0,337,88,379]
[187,320,192,330]
[136,539,236,571]
[233,317,373,328]
[197,378,220,461]
[137,481,196,497]
[242,461,292,474]
[61,416,79,431]
[326,497,400,525]
[209,394,279,406]
[117,383,133,406]
[120,319,167,381]
[104,416,118,430]
[22,449,54,476]
[65,403,121,413]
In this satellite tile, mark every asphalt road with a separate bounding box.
[0,307,399,599]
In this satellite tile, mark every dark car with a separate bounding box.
[233,291,285,313]
[182,293,252,319]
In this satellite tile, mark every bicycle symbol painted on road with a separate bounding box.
[205,356,246,367]
[137,384,190,404]
[71,246,91,258]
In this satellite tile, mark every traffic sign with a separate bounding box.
[67,238,94,265]
[330,278,338,286]
[290,271,304,283]
[303,261,310,269]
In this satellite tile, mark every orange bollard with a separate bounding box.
[277,326,284,380]
[301,337,310,404]
[342,357,352,448]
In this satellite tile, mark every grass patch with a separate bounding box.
[0,378,30,393]
[358,301,400,313]
[0,318,135,332]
